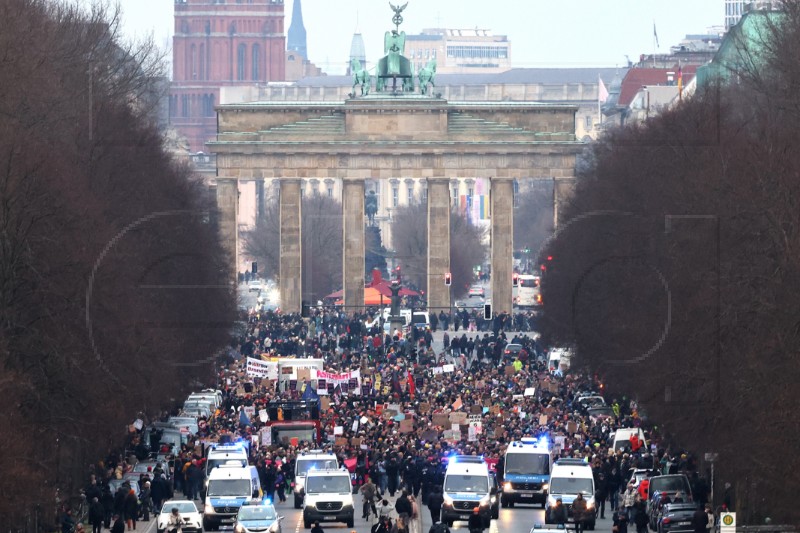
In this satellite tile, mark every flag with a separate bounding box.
[653,22,659,48]
[598,77,609,103]
[239,408,251,427]
[407,370,415,398]
[302,383,319,401]
[677,65,684,100]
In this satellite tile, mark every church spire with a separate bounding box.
[287,0,308,59]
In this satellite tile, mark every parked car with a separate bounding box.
[647,475,693,530]
[655,502,700,533]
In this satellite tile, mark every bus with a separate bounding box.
[265,399,322,447]
[515,275,542,308]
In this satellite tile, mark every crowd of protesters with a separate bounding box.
[62,308,726,533]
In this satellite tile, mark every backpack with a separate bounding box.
[429,523,450,533]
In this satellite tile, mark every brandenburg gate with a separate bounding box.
[208,4,581,315]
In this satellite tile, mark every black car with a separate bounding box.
[656,503,699,533]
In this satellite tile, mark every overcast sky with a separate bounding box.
[109,0,723,74]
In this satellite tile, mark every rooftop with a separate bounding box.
[293,68,623,88]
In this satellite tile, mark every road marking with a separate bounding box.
[295,512,302,533]
[142,516,157,533]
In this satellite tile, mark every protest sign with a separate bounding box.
[432,414,450,427]
[449,412,467,425]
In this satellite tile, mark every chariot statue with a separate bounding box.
[376,2,414,93]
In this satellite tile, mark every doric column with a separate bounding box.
[490,177,514,316]
[553,177,577,229]
[427,177,451,312]
[342,178,365,310]
[255,179,265,224]
[279,179,302,313]
[215,177,239,282]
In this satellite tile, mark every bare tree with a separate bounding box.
[538,7,800,521]
[391,202,487,299]
[0,1,235,524]
[244,192,343,302]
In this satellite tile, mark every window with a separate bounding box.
[407,187,414,203]
[181,95,189,117]
[392,187,399,207]
[422,187,428,202]
[585,115,592,129]
[190,44,197,80]
[252,43,260,80]
[199,44,205,80]
[237,43,246,80]
[327,187,333,198]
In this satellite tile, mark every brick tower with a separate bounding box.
[170,0,287,152]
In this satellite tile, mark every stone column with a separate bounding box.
[215,177,239,282]
[553,177,577,229]
[342,178,365,310]
[490,177,514,316]
[427,177,451,312]
[255,179,265,224]
[279,179,302,313]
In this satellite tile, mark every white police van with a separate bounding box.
[302,467,354,529]
[441,456,496,528]
[501,437,552,508]
[203,465,261,530]
[545,458,597,530]
[293,450,338,509]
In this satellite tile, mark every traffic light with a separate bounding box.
[512,273,519,287]
[444,272,452,286]
[251,261,258,275]
[483,303,492,320]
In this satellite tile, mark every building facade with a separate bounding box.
[170,0,287,151]
[725,0,782,30]
[405,28,511,74]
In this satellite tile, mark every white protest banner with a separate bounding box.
[442,364,455,373]
[524,387,536,396]
[432,366,444,375]
[133,419,143,431]
[360,416,369,425]
[352,420,359,433]
[312,369,362,394]
[260,427,272,446]
[244,406,256,419]
[246,357,278,379]
[334,426,344,435]
[258,409,269,423]
[468,414,483,441]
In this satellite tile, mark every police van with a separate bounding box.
[545,458,597,530]
[205,443,249,478]
[203,465,261,530]
[302,467,354,529]
[293,450,338,508]
[501,438,552,508]
[441,456,497,528]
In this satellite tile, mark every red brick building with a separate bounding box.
[170,0,287,151]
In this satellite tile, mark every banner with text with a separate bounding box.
[246,357,279,380]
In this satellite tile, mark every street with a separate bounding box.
[267,497,616,533]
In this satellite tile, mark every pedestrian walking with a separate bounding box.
[573,492,588,533]
[88,497,104,533]
[427,487,443,523]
